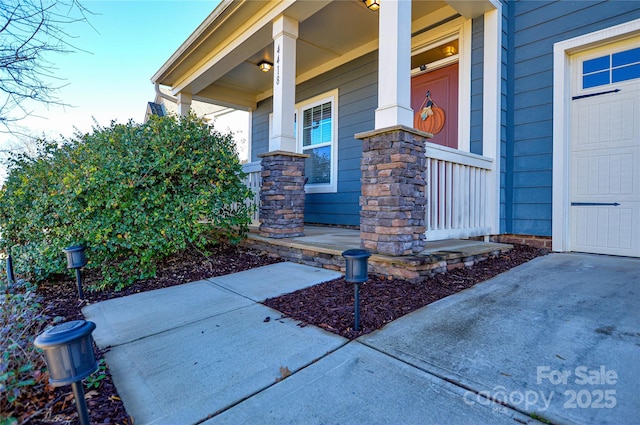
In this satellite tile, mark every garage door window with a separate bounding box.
[582,47,640,89]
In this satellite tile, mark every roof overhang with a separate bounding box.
[152,0,497,110]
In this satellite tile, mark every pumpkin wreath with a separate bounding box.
[414,90,446,134]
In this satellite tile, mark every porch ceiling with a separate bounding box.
[152,0,474,110]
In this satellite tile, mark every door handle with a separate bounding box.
[571,202,620,206]
[572,89,620,100]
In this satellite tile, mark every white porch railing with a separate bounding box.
[241,161,262,225]
[241,148,494,241]
[424,142,494,241]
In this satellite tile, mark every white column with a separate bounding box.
[270,15,298,152]
[482,6,502,235]
[374,0,413,129]
[177,92,192,117]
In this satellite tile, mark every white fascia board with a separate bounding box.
[172,1,332,97]
[445,0,499,20]
[168,1,291,95]
[151,0,235,84]
[185,26,273,96]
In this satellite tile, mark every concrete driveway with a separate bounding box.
[358,253,640,425]
[83,253,640,425]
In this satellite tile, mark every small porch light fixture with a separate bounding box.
[342,249,371,332]
[441,45,457,57]
[63,245,87,300]
[35,320,98,425]
[362,0,380,11]
[258,60,273,72]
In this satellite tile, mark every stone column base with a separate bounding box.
[258,150,309,239]
[356,125,430,256]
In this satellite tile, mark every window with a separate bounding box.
[269,89,338,193]
[298,95,336,191]
[582,47,640,89]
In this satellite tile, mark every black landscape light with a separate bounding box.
[342,249,371,332]
[34,320,98,425]
[6,254,15,286]
[63,245,87,300]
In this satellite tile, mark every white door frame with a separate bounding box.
[552,19,640,253]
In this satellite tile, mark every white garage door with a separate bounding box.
[570,38,640,257]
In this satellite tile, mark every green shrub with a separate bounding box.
[0,114,254,289]
[0,279,49,424]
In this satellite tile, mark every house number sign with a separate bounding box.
[275,43,281,86]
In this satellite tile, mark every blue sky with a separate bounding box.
[1,1,217,146]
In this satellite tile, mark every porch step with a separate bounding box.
[242,227,512,283]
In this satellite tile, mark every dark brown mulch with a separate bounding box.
[22,242,546,424]
[263,244,547,340]
[43,243,285,308]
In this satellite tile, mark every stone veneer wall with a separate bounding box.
[242,234,511,283]
[257,151,309,239]
[356,126,430,256]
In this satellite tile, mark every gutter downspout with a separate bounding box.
[154,83,177,103]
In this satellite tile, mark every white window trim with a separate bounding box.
[552,18,640,253]
[297,89,339,194]
[268,89,339,193]
[411,16,472,153]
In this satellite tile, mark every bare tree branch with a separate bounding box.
[0,0,91,134]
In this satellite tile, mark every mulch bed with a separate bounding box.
[264,243,547,339]
[18,242,546,424]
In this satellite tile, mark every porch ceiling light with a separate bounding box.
[362,0,380,11]
[258,60,273,72]
[442,45,457,57]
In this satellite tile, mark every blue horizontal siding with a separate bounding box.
[513,153,551,172]
[513,187,551,204]
[470,15,484,156]
[513,105,551,125]
[503,0,640,237]
[500,3,509,236]
[513,139,553,156]
[513,87,553,109]
[513,121,552,143]
[251,97,272,161]
[512,170,552,187]
[512,219,551,235]
[514,204,552,222]
[513,56,552,81]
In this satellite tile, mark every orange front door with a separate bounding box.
[411,63,458,149]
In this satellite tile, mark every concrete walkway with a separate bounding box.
[82,254,640,425]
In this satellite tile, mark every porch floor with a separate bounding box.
[244,225,512,282]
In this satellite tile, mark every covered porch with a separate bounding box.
[152,0,503,261]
